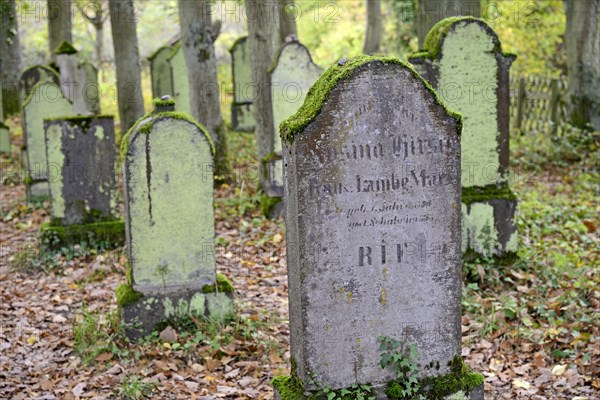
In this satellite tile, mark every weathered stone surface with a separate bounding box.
[282,57,466,395]
[44,116,118,225]
[18,65,61,105]
[74,62,100,115]
[149,46,174,99]
[56,52,78,103]
[121,105,232,337]
[167,45,190,115]
[410,17,517,257]
[230,36,255,131]
[22,82,73,200]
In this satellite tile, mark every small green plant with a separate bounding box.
[378,336,426,400]
[118,374,157,400]
[321,383,376,400]
[72,305,121,365]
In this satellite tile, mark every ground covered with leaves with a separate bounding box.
[0,130,598,400]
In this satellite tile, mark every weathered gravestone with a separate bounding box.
[18,65,61,105]
[74,61,101,115]
[118,98,233,339]
[273,56,483,399]
[54,41,79,103]
[409,17,517,257]
[0,88,9,154]
[22,82,73,200]
[167,44,191,115]
[41,116,124,248]
[229,36,255,131]
[149,45,174,99]
[262,39,321,210]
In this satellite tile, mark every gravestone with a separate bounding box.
[18,65,61,105]
[149,45,174,99]
[74,61,100,115]
[409,17,517,257]
[229,36,255,131]
[274,56,483,399]
[22,82,74,200]
[55,41,79,103]
[263,40,320,207]
[167,44,191,115]
[41,116,124,248]
[119,98,233,339]
[0,89,9,154]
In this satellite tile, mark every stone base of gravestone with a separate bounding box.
[118,276,234,339]
[0,122,9,154]
[462,187,518,257]
[40,220,125,249]
[231,102,255,131]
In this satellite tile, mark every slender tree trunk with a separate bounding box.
[178,0,230,180]
[564,0,600,130]
[279,0,298,43]
[417,0,481,48]
[247,0,280,189]
[0,0,21,115]
[363,0,382,55]
[108,0,144,132]
[47,0,72,61]
[95,24,104,65]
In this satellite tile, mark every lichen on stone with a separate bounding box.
[201,273,235,294]
[462,183,517,206]
[115,283,144,307]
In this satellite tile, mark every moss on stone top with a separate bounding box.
[462,183,517,206]
[54,41,78,55]
[166,42,182,61]
[22,81,72,108]
[45,114,113,122]
[228,36,248,53]
[148,45,173,61]
[115,283,144,307]
[279,55,462,144]
[202,273,235,294]
[152,97,176,108]
[20,64,60,80]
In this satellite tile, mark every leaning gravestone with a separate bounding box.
[273,56,483,399]
[54,41,79,103]
[167,44,191,115]
[229,36,255,131]
[262,39,320,208]
[74,61,100,115]
[18,65,61,105]
[118,98,233,338]
[41,116,124,248]
[22,82,74,200]
[409,17,517,257]
[149,45,174,99]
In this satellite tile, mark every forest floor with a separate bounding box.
[0,130,598,400]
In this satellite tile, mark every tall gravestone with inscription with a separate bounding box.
[273,56,483,399]
[149,45,174,99]
[118,98,233,339]
[41,116,124,248]
[409,17,517,257]
[229,36,255,131]
[262,39,321,213]
[22,82,74,201]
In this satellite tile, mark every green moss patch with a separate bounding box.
[462,183,517,206]
[115,283,144,307]
[271,375,305,400]
[279,55,462,144]
[419,357,484,400]
[202,273,235,294]
[54,41,78,55]
[152,97,176,108]
[40,219,125,250]
[260,194,282,217]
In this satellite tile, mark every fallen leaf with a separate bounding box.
[552,364,567,376]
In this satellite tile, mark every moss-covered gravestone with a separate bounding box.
[262,40,321,207]
[18,65,61,105]
[119,98,233,339]
[229,36,255,131]
[22,82,74,201]
[149,45,174,99]
[409,17,517,257]
[74,62,100,115]
[167,44,191,115]
[274,56,483,400]
[41,116,124,248]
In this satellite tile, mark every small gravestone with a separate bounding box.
[262,40,320,212]
[409,17,517,257]
[229,36,255,131]
[18,65,61,105]
[22,82,74,200]
[273,56,483,400]
[167,45,191,115]
[55,41,79,103]
[74,61,100,115]
[41,116,124,248]
[0,89,9,154]
[149,45,174,99]
[119,98,233,338]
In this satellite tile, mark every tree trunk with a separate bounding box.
[108,0,145,132]
[47,0,72,61]
[363,0,382,55]
[564,0,600,130]
[279,0,298,43]
[417,0,481,48]
[178,0,230,180]
[247,0,280,189]
[0,0,21,115]
[94,24,104,65]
